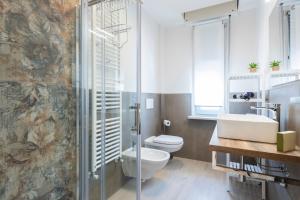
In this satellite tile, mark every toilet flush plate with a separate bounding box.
[146,98,154,109]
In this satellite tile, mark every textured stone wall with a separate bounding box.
[0,0,78,199]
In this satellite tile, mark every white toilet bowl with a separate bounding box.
[122,147,170,181]
[144,135,184,153]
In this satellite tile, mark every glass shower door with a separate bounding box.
[79,0,142,199]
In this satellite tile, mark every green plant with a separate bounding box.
[249,62,258,69]
[270,60,281,68]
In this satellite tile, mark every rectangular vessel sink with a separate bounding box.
[217,114,279,144]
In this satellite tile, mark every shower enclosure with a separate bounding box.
[79,0,142,199]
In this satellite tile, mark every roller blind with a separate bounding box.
[193,21,225,114]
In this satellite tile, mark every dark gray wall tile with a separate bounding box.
[141,93,162,144]
[92,82,300,199]
[269,80,300,131]
[121,92,137,151]
[268,80,300,200]
[162,94,217,162]
[93,92,161,198]
[229,102,257,114]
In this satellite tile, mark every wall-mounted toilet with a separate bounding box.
[144,135,184,154]
[122,147,170,181]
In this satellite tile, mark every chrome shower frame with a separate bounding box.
[79,0,142,199]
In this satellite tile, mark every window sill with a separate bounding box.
[187,115,217,121]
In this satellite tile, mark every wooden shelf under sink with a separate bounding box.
[209,126,300,163]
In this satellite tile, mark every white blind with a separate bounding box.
[193,22,225,109]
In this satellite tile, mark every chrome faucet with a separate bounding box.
[132,140,136,151]
[250,103,281,130]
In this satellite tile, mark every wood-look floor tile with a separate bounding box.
[109,157,261,200]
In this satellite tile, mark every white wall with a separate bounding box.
[258,0,278,90]
[121,2,277,94]
[269,6,282,63]
[121,7,162,93]
[160,26,193,93]
[120,5,137,93]
[290,4,300,70]
[257,0,277,71]
[230,8,260,92]
[230,9,259,74]
[141,10,161,93]
[160,8,262,93]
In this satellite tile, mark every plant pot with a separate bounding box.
[249,68,257,73]
[271,66,280,71]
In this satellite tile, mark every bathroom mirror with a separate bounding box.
[269,0,300,86]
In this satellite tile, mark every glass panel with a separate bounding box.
[0,0,79,199]
[85,0,140,199]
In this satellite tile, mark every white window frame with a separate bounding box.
[191,17,230,116]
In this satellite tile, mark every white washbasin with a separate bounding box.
[217,114,279,143]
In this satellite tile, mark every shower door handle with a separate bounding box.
[130,103,141,135]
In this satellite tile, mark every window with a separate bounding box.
[192,20,229,116]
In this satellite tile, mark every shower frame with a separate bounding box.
[78,0,142,200]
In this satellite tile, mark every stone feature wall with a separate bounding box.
[0,0,78,199]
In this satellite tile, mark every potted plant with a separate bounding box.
[270,60,281,71]
[249,62,258,73]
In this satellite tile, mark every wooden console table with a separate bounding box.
[209,126,300,163]
[209,126,300,200]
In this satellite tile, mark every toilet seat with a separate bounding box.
[153,135,183,145]
[144,135,184,153]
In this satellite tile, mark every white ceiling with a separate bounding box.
[142,0,260,26]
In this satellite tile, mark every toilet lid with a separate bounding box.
[153,135,183,145]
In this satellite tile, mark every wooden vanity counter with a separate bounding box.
[209,126,300,163]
